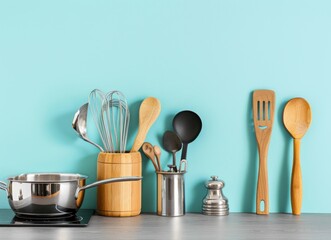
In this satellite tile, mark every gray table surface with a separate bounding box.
[1,213,331,240]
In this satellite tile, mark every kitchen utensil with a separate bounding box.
[283,97,312,215]
[88,89,130,153]
[162,131,182,172]
[130,97,161,152]
[97,152,142,217]
[153,145,162,172]
[72,103,104,152]
[0,173,141,217]
[88,89,110,151]
[105,91,130,153]
[173,110,202,160]
[253,90,275,215]
[142,142,159,171]
[157,171,185,216]
[202,176,229,216]
[179,159,187,173]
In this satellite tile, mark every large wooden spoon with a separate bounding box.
[131,97,161,152]
[283,98,312,215]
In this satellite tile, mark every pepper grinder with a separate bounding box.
[202,176,229,216]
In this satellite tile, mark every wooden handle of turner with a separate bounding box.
[291,138,302,215]
[256,148,269,215]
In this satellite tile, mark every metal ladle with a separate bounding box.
[72,103,104,152]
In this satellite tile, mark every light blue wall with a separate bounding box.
[0,0,330,213]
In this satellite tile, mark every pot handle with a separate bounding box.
[74,176,142,199]
[0,181,8,196]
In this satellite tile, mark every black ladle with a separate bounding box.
[163,131,182,172]
[173,110,202,160]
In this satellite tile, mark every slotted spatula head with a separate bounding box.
[253,90,275,138]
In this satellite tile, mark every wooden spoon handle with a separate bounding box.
[149,156,159,172]
[131,130,147,153]
[256,148,269,215]
[291,138,302,215]
[155,156,161,172]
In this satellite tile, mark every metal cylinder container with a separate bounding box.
[157,171,185,217]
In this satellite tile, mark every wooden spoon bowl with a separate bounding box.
[131,97,161,152]
[283,98,312,139]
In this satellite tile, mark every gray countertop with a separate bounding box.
[1,213,331,240]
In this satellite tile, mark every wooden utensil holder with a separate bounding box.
[96,152,142,217]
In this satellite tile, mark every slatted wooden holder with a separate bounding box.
[96,152,142,217]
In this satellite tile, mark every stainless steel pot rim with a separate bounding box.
[6,173,88,183]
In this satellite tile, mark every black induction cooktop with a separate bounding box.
[0,209,94,227]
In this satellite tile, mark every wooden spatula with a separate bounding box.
[253,90,275,215]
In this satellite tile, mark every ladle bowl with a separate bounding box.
[173,110,202,160]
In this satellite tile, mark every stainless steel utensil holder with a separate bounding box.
[157,171,186,217]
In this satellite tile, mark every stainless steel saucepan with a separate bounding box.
[0,173,141,217]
